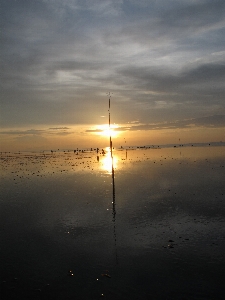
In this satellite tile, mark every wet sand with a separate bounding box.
[1,146,225,299]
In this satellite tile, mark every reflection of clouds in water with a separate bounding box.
[159,178,178,190]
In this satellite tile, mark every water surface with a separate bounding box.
[1,146,225,299]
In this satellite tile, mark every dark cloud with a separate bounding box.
[47,61,103,74]
[160,0,225,30]
[48,127,70,130]
[0,127,74,137]
[124,115,225,131]
[118,62,225,96]
[0,129,45,135]
[52,131,74,136]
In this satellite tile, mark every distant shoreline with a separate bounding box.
[1,141,225,156]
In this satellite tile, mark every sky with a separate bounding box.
[1,0,225,151]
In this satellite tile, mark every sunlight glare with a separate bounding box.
[96,124,119,138]
[101,148,118,173]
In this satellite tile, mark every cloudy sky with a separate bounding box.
[1,0,225,151]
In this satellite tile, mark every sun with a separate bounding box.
[96,124,119,138]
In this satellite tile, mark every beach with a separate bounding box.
[1,146,225,299]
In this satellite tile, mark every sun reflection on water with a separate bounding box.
[101,148,118,173]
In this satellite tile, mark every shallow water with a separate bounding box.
[1,146,225,299]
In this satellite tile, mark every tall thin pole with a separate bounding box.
[108,92,113,158]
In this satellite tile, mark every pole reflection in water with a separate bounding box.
[111,154,118,264]
[108,92,118,264]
